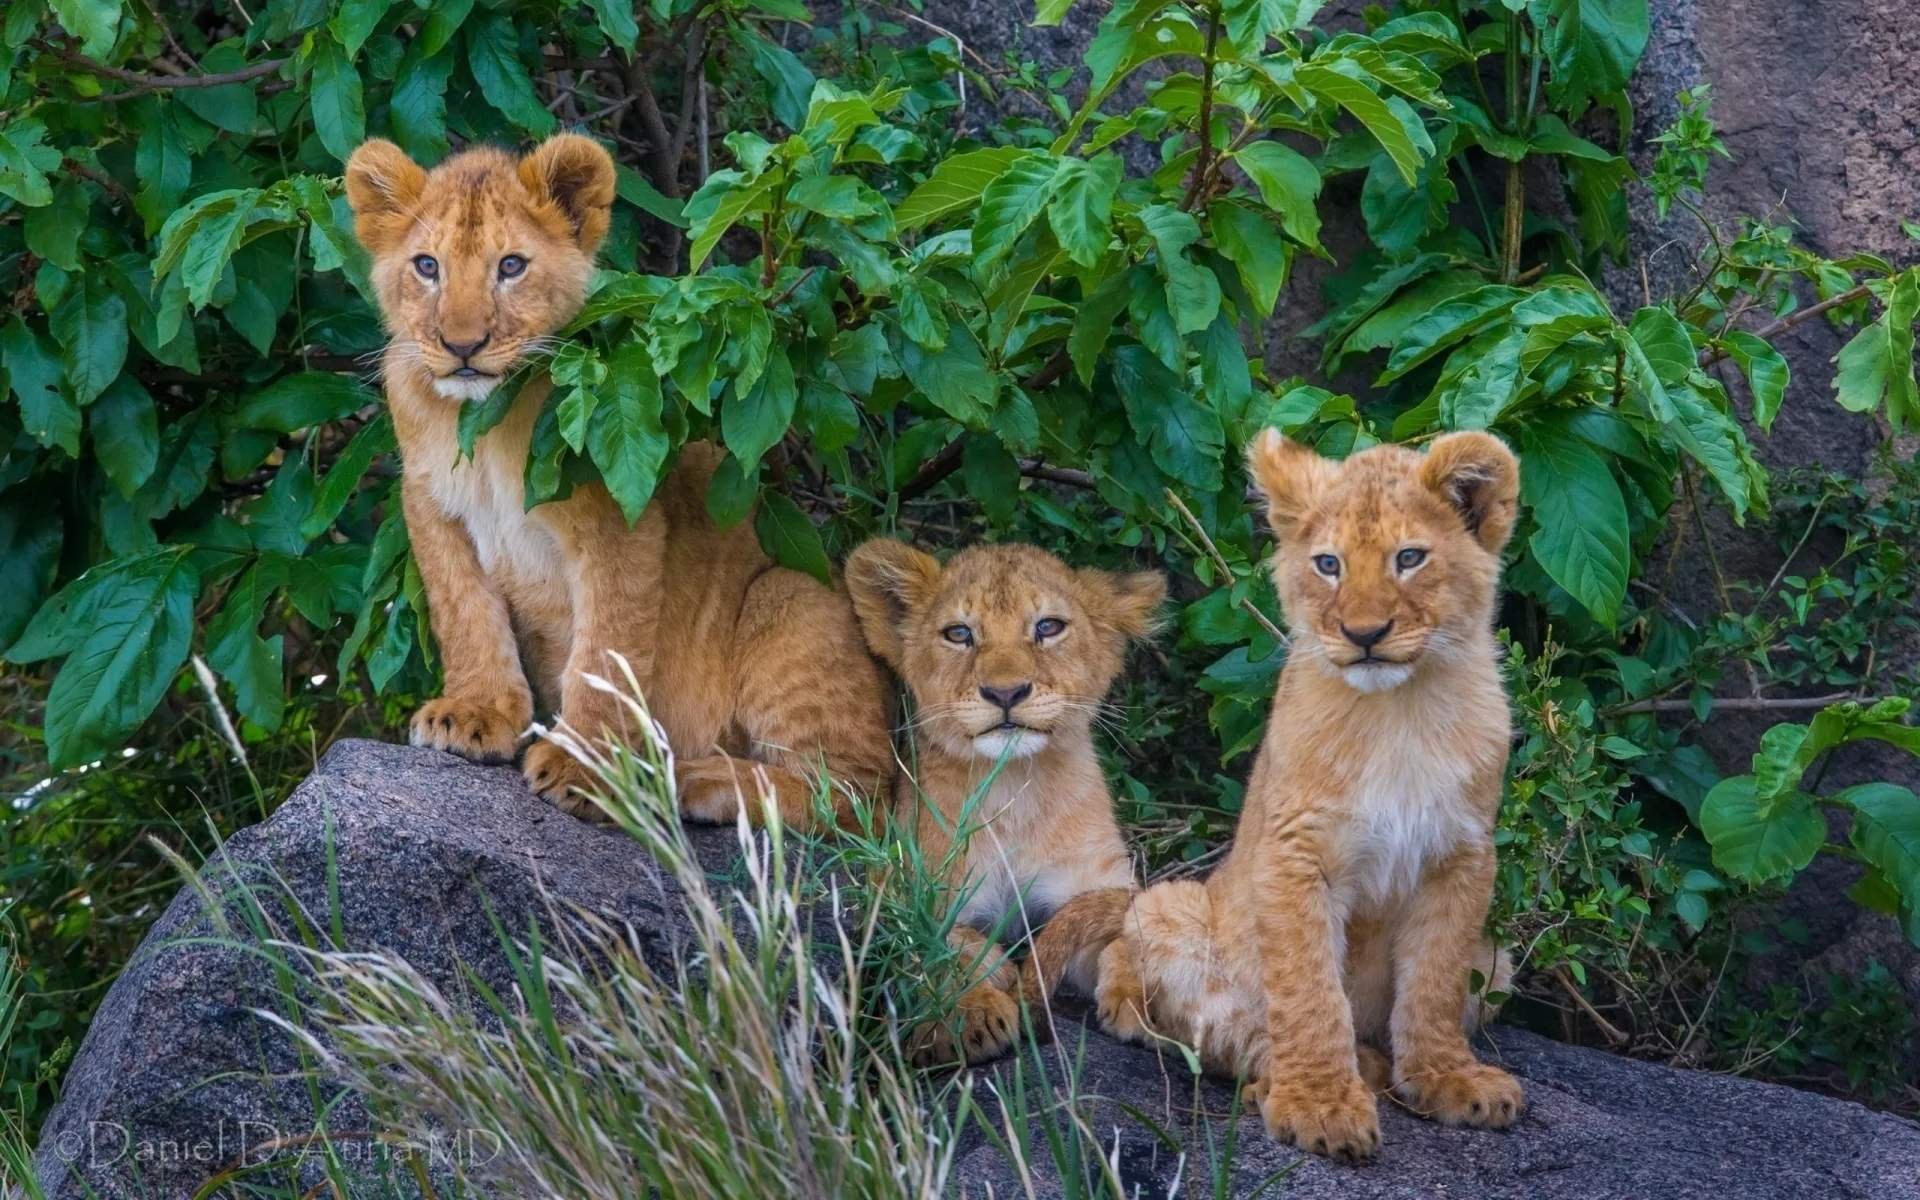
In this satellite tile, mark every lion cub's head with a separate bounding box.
[846,541,1165,761]
[344,135,616,403]
[1248,430,1519,694]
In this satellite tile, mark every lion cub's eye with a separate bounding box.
[1312,554,1341,577]
[942,624,974,647]
[498,254,527,280]
[1034,617,1066,641]
[1396,547,1428,572]
[412,255,439,280]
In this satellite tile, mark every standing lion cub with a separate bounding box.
[1068,430,1522,1160]
[344,134,891,825]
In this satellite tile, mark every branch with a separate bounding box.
[894,348,1072,500]
[49,44,286,95]
[1698,284,1873,368]
[1608,691,1859,715]
[1166,488,1289,647]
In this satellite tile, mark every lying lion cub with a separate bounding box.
[1055,430,1522,1159]
[845,539,1163,1064]
[344,134,891,824]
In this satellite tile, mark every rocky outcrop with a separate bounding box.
[34,741,1920,1198]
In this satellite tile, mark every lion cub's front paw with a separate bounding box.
[1259,1075,1381,1162]
[909,985,1019,1067]
[1397,1059,1512,1128]
[1094,979,1149,1044]
[1395,1061,1523,1129]
[409,697,525,763]
[522,742,605,821]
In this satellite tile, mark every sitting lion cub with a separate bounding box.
[344,135,891,825]
[844,540,1162,1064]
[1067,430,1522,1159]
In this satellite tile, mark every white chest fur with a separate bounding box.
[950,767,1128,933]
[1333,719,1484,914]
[425,445,564,580]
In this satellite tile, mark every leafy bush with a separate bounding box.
[3,0,1918,1124]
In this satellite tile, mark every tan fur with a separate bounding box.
[845,540,1163,1065]
[345,136,891,826]
[1089,431,1524,1160]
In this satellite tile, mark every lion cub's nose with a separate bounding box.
[1340,620,1394,650]
[440,334,489,361]
[979,682,1032,712]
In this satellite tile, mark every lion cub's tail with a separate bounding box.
[1018,887,1134,1007]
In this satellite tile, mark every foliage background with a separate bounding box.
[1,0,1917,1138]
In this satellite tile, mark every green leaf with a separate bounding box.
[683,169,780,272]
[233,372,378,433]
[134,105,193,232]
[174,42,259,133]
[1048,154,1121,268]
[1111,344,1224,490]
[1542,0,1649,112]
[723,346,798,472]
[615,165,688,228]
[974,154,1062,271]
[309,36,367,164]
[51,271,128,405]
[1069,270,1135,386]
[754,491,831,585]
[24,178,87,270]
[329,0,390,58]
[205,559,287,730]
[1831,273,1918,432]
[466,13,556,136]
[898,321,998,427]
[1231,141,1323,253]
[587,341,669,523]
[90,375,159,497]
[419,0,472,55]
[962,435,1021,524]
[0,498,62,649]
[585,0,638,52]
[1138,204,1221,335]
[1209,202,1289,319]
[0,118,63,207]
[50,0,121,58]
[2,316,78,455]
[1520,415,1629,625]
[303,412,395,539]
[1700,776,1824,884]
[1844,783,1920,944]
[1222,0,1324,54]
[1296,63,1424,185]
[1377,284,1523,383]
[29,547,200,767]
[706,454,757,529]
[391,44,454,161]
[1433,325,1526,429]
[895,147,1030,231]
[740,30,815,129]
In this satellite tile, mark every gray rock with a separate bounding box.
[35,740,1920,1198]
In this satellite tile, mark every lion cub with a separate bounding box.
[845,540,1162,1064]
[344,135,891,825]
[1081,431,1522,1159]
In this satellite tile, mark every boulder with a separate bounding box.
[34,740,1920,1198]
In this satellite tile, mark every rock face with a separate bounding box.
[34,741,1920,1198]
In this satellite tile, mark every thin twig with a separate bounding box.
[1697,283,1874,367]
[48,43,286,93]
[1552,965,1629,1046]
[1166,488,1289,647]
[1608,691,1858,715]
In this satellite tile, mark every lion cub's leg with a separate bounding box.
[522,489,668,818]
[907,925,1019,1067]
[401,479,533,763]
[1254,855,1381,1161]
[1388,845,1523,1130]
[678,569,892,830]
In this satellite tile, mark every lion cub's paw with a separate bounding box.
[522,742,606,821]
[1259,1075,1381,1162]
[1093,979,1149,1044]
[1395,1062,1523,1129]
[675,756,751,824]
[1356,1044,1393,1093]
[409,698,524,764]
[909,984,1019,1067]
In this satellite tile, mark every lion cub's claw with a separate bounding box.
[1396,1062,1523,1129]
[1259,1077,1381,1162]
[1094,984,1148,1044]
[522,742,605,821]
[909,985,1018,1068]
[409,698,524,764]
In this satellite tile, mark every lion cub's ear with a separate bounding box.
[844,539,942,668]
[520,134,617,255]
[344,139,427,255]
[1421,431,1520,553]
[1247,428,1339,540]
[1078,569,1168,641]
